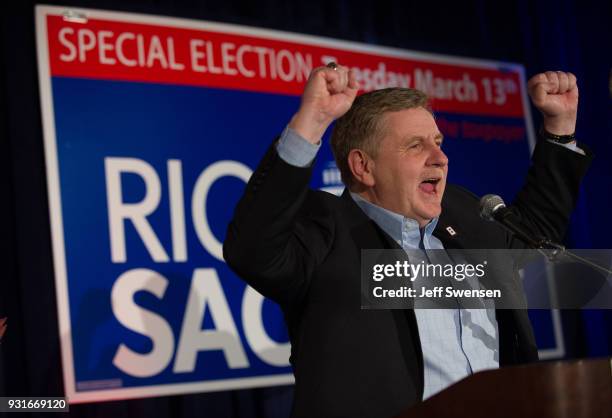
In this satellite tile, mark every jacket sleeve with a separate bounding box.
[223,141,335,307]
[509,139,593,247]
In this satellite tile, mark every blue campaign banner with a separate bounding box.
[53,79,296,392]
[36,5,564,403]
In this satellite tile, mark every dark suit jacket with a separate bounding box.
[224,138,592,418]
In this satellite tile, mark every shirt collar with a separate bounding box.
[350,192,439,248]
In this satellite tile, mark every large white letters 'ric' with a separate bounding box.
[192,161,252,261]
[105,157,169,263]
[167,159,187,262]
[111,269,174,377]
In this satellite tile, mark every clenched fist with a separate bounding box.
[528,71,579,136]
[288,64,359,144]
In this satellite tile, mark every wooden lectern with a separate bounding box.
[396,358,612,418]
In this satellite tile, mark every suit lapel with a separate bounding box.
[434,217,465,249]
[340,190,424,399]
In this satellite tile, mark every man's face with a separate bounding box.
[367,107,448,227]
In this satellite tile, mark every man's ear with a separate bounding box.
[347,149,375,187]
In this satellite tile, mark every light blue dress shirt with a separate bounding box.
[349,193,499,399]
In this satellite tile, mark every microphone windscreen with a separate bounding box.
[479,194,506,221]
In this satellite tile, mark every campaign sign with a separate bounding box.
[35,5,563,403]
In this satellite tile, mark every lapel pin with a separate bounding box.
[446,226,457,236]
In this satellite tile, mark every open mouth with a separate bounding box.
[418,177,441,195]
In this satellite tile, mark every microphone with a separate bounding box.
[479,194,548,248]
[479,194,612,277]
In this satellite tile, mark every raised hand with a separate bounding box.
[527,71,579,136]
[289,63,359,144]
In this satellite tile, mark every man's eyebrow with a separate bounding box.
[404,135,423,142]
[402,133,444,143]
[405,134,444,141]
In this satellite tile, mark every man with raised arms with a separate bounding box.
[224,63,590,418]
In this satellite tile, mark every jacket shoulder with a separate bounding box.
[441,183,480,217]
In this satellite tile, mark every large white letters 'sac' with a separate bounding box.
[173,268,249,372]
[111,268,174,377]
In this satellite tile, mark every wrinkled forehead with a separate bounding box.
[378,107,441,140]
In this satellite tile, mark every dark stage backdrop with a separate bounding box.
[1,1,611,417]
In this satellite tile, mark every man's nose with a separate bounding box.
[428,145,449,167]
